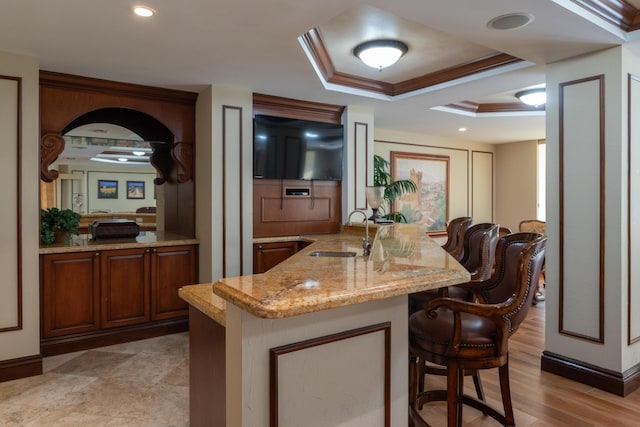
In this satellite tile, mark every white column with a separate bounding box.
[543,46,640,395]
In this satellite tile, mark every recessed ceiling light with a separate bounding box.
[458,127,467,132]
[132,5,156,17]
[487,13,534,30]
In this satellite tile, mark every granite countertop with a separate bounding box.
[180,223,469,321]
[39,231,199,254]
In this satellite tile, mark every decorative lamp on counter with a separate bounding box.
[366,186,386,222]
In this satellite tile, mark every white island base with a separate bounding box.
[224,295,407,427]
[181,224,469,427]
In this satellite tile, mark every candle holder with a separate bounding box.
[366,186,386,222]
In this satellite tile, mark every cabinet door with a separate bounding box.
[42,251,100,338]
[253,241,299,274]
[101,247,150,328]
[151,245,197,320]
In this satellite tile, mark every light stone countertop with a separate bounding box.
[179,283,226,326]
[39,231,199,254]
[180,223,469,322]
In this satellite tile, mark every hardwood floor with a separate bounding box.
[415,302,640,426]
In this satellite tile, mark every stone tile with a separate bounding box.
[42,350,87,373]
[106,352,186,386]
[0,372,53,402]
[98,332,189,357]
[52,351,134,378]
[69,378,188,426]
[0,333,189,426]
[0,402,47,426]
[160,359,189,387]
[3,373,97,409]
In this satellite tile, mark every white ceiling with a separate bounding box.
[0,0,637,144]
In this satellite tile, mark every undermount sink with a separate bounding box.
[308,251,357,258]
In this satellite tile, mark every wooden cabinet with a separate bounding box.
[100,248,150,329]
[253,241,300,273]
[41,243,198,355]
[151,245,196,320]
[42,251,100,338]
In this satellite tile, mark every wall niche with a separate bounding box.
[39,71,198,237]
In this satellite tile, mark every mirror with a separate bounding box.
[41,123,164,232]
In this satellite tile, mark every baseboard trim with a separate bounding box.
[41,317,189,356]
[0,354,42,383]
[541,351,640,396]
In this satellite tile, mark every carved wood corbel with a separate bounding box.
[40,133,65,182]
[149,141,173,185]
[172,141,193,183]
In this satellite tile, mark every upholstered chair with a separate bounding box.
[408,232,547,427]
[408,223,500,316]
[441,216,472,261]
[518,219,546,303]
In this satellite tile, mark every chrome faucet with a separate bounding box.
[347,210,371,256]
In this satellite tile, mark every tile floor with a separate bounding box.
[0,333,189,427]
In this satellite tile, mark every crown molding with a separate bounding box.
[446,101,545,114]
[571,0,640,31]
[300,28,525,98]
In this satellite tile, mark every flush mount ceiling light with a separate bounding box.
[353,39,408,71]
[132,5,156,17]
[515,88,546,106]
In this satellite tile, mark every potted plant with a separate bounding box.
[40,207,81,245]
[372,154,417,223]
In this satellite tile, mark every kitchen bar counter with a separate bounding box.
[179,223,469,427]
[181,224,467,319]
[39,231,199,254]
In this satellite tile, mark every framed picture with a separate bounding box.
[97,179,118,199]
[391,151,450,235]
[127,181,145,199]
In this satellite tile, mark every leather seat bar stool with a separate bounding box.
[441,216,472,261]
[408,222,500,316]
[409,232,547,427]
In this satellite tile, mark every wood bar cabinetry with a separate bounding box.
[151,245,196,320]
[42,251,100,338]
[40,238,198,356]
[253,240,312,273]
[100,248,150,329]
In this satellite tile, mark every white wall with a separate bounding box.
[0,51,40,361]
[373,128,497,230]
[495,140,539,232]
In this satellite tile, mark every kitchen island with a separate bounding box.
[179,223,469,427]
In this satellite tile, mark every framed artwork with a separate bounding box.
[391,151,450,235]
[127,181,145,199]
[97,179,118,199]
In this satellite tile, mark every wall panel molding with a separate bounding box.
[269,322,391,427]
[471,150,494,223]
[0,75,22,332]
[559,75,605,343]
[222,105,243,277]
[354,122,368,210]
[628,73,640,345]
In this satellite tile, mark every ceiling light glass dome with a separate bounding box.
[353,40,408,70]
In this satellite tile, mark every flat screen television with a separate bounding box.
[253,114,344,181]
